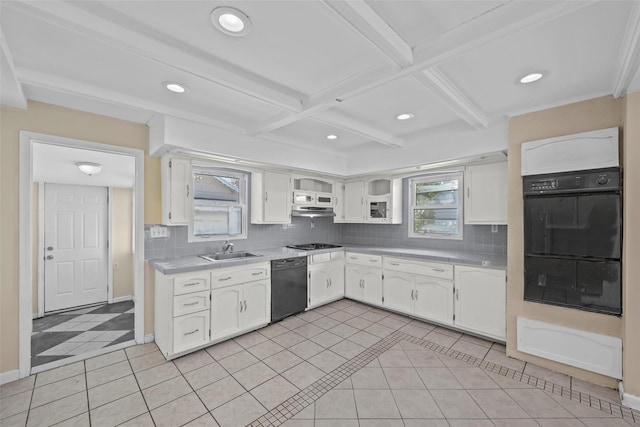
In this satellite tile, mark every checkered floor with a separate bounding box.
[31,301,135,367]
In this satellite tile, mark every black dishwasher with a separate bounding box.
[271,257,308,322]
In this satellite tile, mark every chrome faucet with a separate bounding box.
[221,240,234,253]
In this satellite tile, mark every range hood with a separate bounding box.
[291,207,336,218]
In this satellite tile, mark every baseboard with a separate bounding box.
[620,382,640,411]
[144,333,155,343]
[111,295,134,304]
[0,369,21,385]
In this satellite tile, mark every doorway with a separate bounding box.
[19,132,145,377]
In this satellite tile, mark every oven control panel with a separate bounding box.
[523,167,620,195]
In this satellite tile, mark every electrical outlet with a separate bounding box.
[150,225,169,238]
[491,225,499,233]
[113,263,120,270]
[310,221,315,229]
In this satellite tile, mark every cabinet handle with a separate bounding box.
[183,282,199,287]
[326,279,329,288]
[329,278,332,287]
[184,329,199,336]
[183,301,199,306]
[362,279,365,288]
[415,289,418,299]
[411,289,414,300]
[240,301,244,312]
[369,259,377,263]
[456,288,459,300]
[265,192,268,202]
[186,185,190,197]
[350,256,358,260]
[244,300,247,311]
[390,262,400,266]
[432,268,446,273]
[219,277,232,281]
[252,272,263,276]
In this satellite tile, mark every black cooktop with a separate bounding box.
[286,243,342,251]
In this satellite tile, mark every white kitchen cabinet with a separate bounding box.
[345,253,383,306]
[251,170,291,224]
[343,180,366,222]
[211,279,270,340]
[292,176,334,206]
[454,265,506,340]
[308,252,345,309]
[366,178,402,224]
[173,311,210,354]
[334,183,346,223]
[382,257,454,326]
[161,156,191,225]
[464,162,507,225]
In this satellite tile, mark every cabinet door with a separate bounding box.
[210,286,242,341]
[454,266,506,340]
[465,162,507,224]
[264,171,291,223]
[382,271,413,314]
[308,266,330,308]
[345,265,362,300]
[166,158,190,224]
[242,280,270,330]
[334,184,346,223]
[344,181,365,222]
[173,311,209,354]
[327,262,345,301]
[361,267,383,306]
[413,277,453,326]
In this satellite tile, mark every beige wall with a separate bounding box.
[506,95,635,388]
[622,92,640,396]
[0,101,161,374]
[112,187,134,299]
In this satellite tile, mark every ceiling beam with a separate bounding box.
[312,110,404,148]
[5,1,304,112]
[414,67,489,129]
[0,27,27,109]
[319,0,413,66]
[612,0,640,98]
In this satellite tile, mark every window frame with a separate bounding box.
[187,165,248,243]
[408,171,464,240]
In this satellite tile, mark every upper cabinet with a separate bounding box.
[292,176,335,207]
[464,162,507,225]
[161,157,191,225]
[366,178,402,224]
[251,170,291,224]
[343,180,366,222]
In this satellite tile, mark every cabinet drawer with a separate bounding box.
[310,250,344,264]
[173,291,210,317]
[346,252,382,267]
[173,311,210,354]
[384,257,453,280]
[174,274,210,295]
[211,263,270,288]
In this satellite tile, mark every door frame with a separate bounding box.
[37,184,114,316]
[19,131,145,378]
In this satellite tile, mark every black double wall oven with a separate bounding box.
[523,167,622,315]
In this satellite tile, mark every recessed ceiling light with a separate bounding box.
[164,82,187,93]
[326,134,338,140]
[211,7,251,37]
[396,113,415,120]
[519,72,544,84]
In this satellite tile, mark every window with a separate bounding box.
[188,165,248,242]
[409,172,463,239]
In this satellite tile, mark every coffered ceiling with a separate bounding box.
[1,1,639,174]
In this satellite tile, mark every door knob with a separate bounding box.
[46,255,54,260]
[47,246,54,251]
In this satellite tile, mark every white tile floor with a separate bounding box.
[3,299,638,427]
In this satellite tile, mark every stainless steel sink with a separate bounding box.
[199,251,262,262]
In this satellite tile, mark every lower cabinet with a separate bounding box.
[454,265,506,340]
[345,265,383,306]
[155,262,271,359]
[308,254,345,309]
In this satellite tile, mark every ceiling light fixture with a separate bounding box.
[76,162,103,176]
[326,134,338,140]
[164,82,187,93]
[519,72,544,84]
[211,7,251,37]
[396,113,415,120]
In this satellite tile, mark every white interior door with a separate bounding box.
[44,184,108,312]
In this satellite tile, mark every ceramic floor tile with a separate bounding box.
[118,412,156,427]
[524,363,571,389]
[328,311,355,323]
[315,389,358,419]
[536,419,589,427]
[358,420,406,427]
[35,361,84,387]
[232,361,277,390]
[467,388,531,418]
[289,340,325,360]
[128,350,166,373]
[451,339,490,359]
[313,305,338,315]
[329,323,359,338]
[347,331,380,348]
[89,391,148,427]
[150,392,207,427]
[378,350,413,368]
[424,331,459,348]
[400,420,449,427]
[85,350,127,372]
[183,361,228,390]
[578,419,633,427]
[205,339,244,360]
[293,323,324,339]
[296,310,324,323]
[197,375,246,410]
[281,361,326,389]
[50,411,90,426]
[416,367,464,390]
[88,375,140,410]
[262,350,304,374]
[142,375,192,409]
[429,389,487,419]
[505,388,574,418]
[173,349,215,374]
[1,411,29,427]
[30,374,86,408]
[344,316,373,330]
[86,360,132,389]
[377,316,410,330]
[66,331,107,342]
[283,420,315,427]
[0,376,35,400]
[0,390,32,420]
[312,316,341,331]
[391,389,444,418]
[335,378,353,389]
[258,323,289,339]
[383,367,426,389]
[353,389,401,418]
[491,420,541,427]
[234,331,268,349]
[67,341,109,355]
[279,316,308,330]
[364,323,394,338]
[330,340,366,359]
[351,368,389,389]
[125,343,159,359]
[308,349,348,373]
[446,420,495,427]
[134,362,180,389]
[458,334,493,348]
[485,370,534,389]
[399,324,431,339]
[546,391,620,418]
[449,367,501,389]
[250,375,299,410]
[571,377,621,404]
[405,350,445,368]
[310,331,343,348]
[210,393,267,427]
[484,348,526,372]
[27,391,88,427]
[342,305,369,316]
[246,340,285,360]
[183,413,220,426]
[272,331,307,348]
[218,350,259,374]
[359,311,387,323]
